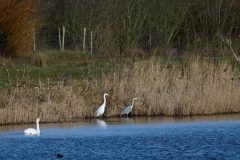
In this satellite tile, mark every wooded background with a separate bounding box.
[1,0,240,56]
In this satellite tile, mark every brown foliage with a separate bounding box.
[0,0,36,56]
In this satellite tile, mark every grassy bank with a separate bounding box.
[0,52,240,125]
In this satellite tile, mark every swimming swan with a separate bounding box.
[24,118,40,136]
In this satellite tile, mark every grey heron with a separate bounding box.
[121,98,139,117]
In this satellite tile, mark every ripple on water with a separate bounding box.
[0,118,239,160]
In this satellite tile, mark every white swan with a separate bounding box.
[96,93,109,117]
[24,118,40,136]
[121,98,139,117]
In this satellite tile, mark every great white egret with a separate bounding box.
[24,118,40,136]
[121,98,139,117]
[96,93,109,117]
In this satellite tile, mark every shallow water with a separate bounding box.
[0,115,240,160]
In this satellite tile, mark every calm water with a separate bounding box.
[0,115,240,160]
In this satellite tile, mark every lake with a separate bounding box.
[0,115,240,160]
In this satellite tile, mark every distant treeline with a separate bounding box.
[1,0,240,56]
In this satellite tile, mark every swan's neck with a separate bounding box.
[36,120,40,132]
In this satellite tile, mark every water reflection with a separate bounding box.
[120,117,134,124]
[0,116,239,160]
[96,119,107,128]
[0,114,239,133]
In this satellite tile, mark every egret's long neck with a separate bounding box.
[36,120,40,132]
[103,95,107,107]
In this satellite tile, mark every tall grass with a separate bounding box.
[104,58,240,116]
[0,56,239,125]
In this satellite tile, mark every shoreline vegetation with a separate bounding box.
[0,52,240,125]
[1,1,240,125]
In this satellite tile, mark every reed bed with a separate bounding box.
[104,58,240,117]
[0,57,239,125]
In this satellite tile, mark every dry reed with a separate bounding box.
[0,57,239,125]
[103,58,240,117]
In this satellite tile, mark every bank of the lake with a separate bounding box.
[0,52,240,125]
